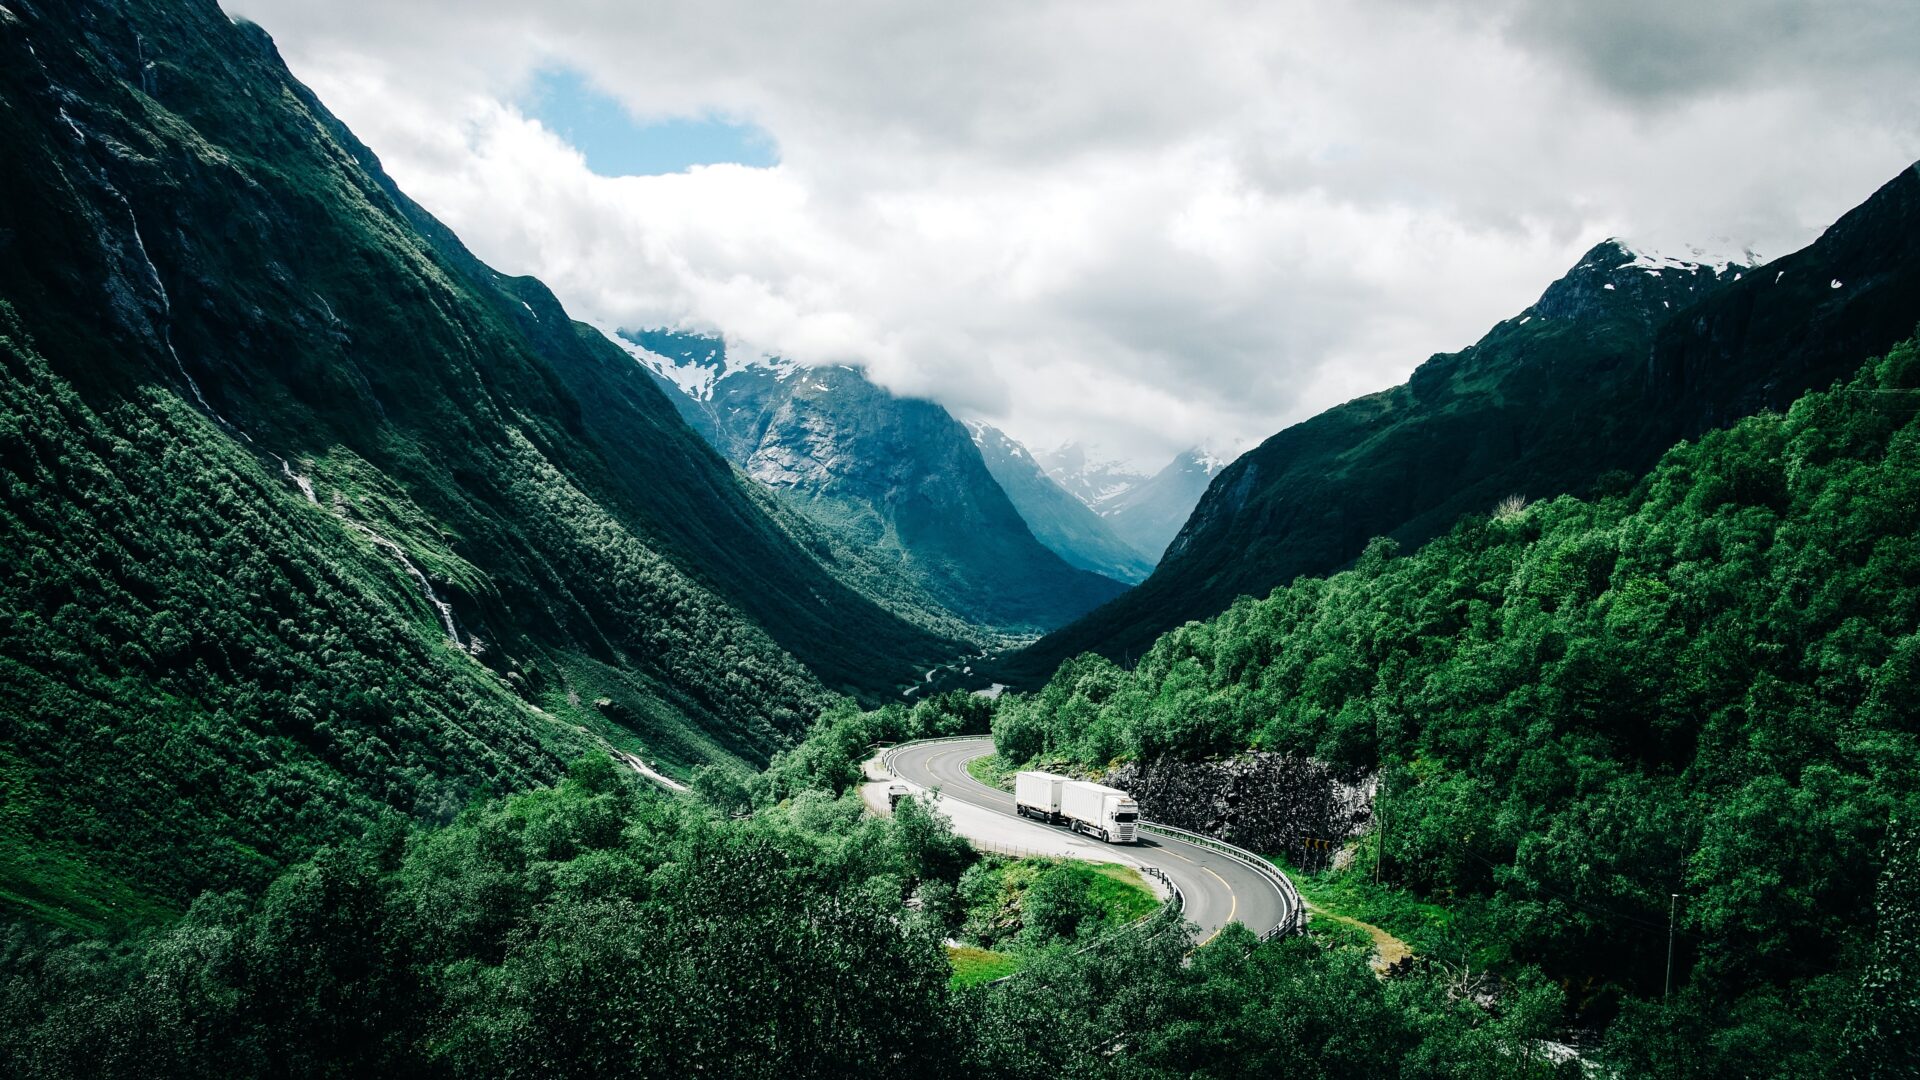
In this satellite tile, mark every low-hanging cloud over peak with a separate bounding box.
[227,0,1920,467]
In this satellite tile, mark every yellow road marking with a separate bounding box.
[1197,866,1236,946]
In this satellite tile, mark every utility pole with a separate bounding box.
[1665,893,1679,999]
[1375,771,1385,886]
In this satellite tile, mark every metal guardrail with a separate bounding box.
[1139,865,1183,916]
[880,738,1307,941]
[1138,820,1308,939]
[876,735,985,779]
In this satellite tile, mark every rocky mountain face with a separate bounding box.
[0,0,964,920]
[1004,166,1920,684]
[1033,442,1148,509]
[1029,439,1226,565]
[613,330,1130,634]
[966,422,1154,584]
[1099,447,1232,561]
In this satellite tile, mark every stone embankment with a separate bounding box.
[1106,753,1373,870]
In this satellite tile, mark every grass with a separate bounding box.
[947,944,1022,987]
[965,752,1017,791]
[0,835,176,934]
[1271,852,1469,963]
[947,857,1162,985]
[1074,862,1162,925]
[968,752,1103,790]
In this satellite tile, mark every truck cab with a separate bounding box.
[1061,780,1141,844]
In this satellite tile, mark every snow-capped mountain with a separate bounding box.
[1033,442,1150,511]
[1098,446,1236,561]
[966,422,1156,583]
[1612,237,1766,276]
[604,328,1129,634]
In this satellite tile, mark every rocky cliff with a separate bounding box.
[1109,754,1374,869]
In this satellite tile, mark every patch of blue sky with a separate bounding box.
[519,67,777,177]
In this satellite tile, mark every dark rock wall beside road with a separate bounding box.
[1109,754,1373,869]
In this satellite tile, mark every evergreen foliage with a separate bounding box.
[998,339,1920,1073]
[0,0,955,924]
[0,757,1577,1080]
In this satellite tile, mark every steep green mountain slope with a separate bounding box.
[966,421,1154,584]
[612,329,1130,634]
[0,0,956,924]
[996,337,1920,1072]
[1005,165,1920,683]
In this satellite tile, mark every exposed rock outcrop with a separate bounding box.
[1108,753,1373,868]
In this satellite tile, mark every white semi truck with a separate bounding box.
[1014,770,1140,844]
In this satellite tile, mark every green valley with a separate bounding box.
[1,0,1916,1076]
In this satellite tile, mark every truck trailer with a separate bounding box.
[1060,780,1139,844]
[1014,771,1066,822]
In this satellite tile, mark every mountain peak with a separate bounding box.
[597,325,810,399]
[1531,237,1752,324]
[1604,237,1766,276]
[1035,442,1150,510]
[1184,446,1235,476]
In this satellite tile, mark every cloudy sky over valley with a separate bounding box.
[228,0,1920,468]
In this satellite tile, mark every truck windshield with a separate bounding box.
[1115,812,1138,822]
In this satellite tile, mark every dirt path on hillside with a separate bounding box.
[1305,901,1412,975]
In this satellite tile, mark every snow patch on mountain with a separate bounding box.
[1036,441,1151,511]
[1611,237,1766,276]
[965,419,1042,466]
[592,323,805,397]
[1192,447,1234,475]
[591,322,720,400]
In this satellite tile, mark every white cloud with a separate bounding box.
[227,0,1920,467]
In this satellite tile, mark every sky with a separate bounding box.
[226,0,1920,469]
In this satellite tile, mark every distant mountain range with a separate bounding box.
[966,422,1155,584]
[1031,441,1232,561]
[608,329,1129,635]
[1033,443,1150,509]
[1094,447,1232,560]
[1000,163,1920,683]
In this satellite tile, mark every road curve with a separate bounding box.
[885,737,1299,944]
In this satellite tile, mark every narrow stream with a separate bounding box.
[124,196,464,652]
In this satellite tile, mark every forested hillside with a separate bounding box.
[0,0,958,926]
[1007,166,1920,682]
[993,338,1920,1073]
[0,717,1588,1080]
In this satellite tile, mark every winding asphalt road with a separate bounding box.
[884,737,1297,944]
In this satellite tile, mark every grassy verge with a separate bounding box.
[1271,853,1483,965]
[946,857,1161,986]
[965,752,1017,792]
[1075,862,1161,925]
[947,944,1022,987]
